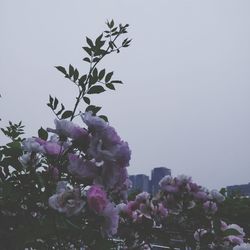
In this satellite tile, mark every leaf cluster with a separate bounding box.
[50,20,131,122]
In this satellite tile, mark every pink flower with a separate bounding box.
[87,185,108,213]
[68,154,98,180]
[100,202,119,236]
[135,192,150,203]
[43,141,62,155]
[226,235,244,245]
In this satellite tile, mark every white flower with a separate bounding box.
[18,152,39,168]
[227,224,245,238]
[176,174,192,185]
[47,119,88,140]
[194,229,207,241]
[81,112,107,131]
[210,189,225,203]
[22,138,44,153]
[233,243,250,250]
[159,175,172,187]
[18,152,32,167]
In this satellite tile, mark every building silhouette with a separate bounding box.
[227,183,250,197]
[129,167,171,194]
[129,174,150,193]
[151,167,171,194]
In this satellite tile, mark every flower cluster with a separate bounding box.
[19,112,131,237]
[117,174,248,249]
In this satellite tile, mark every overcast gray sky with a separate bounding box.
[1,0,250,189]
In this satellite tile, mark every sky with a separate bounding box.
[1,0,250,189]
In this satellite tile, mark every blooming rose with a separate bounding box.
[87,185,108,213]
[47,119,88,140]
[100,202,119,236]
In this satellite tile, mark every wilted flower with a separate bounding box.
[48,181,85,217]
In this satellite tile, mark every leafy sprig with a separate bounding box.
[49,20,131,121]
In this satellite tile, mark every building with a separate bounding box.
[151,167,171,195]
[129,174,150,193]
[129,167,171,194]
[227,183,250,197]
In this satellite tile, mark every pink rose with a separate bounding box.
[87,185,108,213]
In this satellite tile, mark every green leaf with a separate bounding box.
[69,64,74,78]
[73,69,79,82]
[83,97,90,105]
[99,115,108,122]
[92,57,100,63]
[106,83,115,90]
[110,20,114,28]
[89,74,98,86]
[86,37,94,47]
[53,97,58,109]
[98,69,105,80]
[49,95,53,105]
[61,110,73,119]
[83,57,91,63]
[111,80,123,84]
[105,72,113,83]
[223,228,242,237]
[56,103,65,116]
[93,68,98,79]
[87,85,105,94]
[79,75,87,87]
[85,105,102,115]
[38,127,48,140]
[83,47,92,56]
[55,66,67,75]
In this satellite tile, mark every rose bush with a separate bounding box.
[0,21,249,250]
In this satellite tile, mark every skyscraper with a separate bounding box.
[129,174,150,193]
[151,167,171,194]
